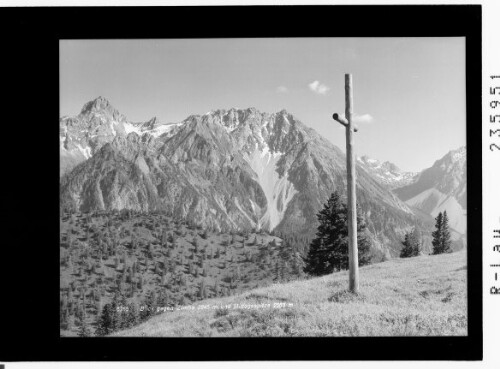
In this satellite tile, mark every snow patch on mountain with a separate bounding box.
[76,144,92,160]
[245,144,298,230]
[123,122,142,135]
[148,122,184,138]
[110,121,117,137]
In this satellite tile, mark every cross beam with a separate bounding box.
[333,73,359,293]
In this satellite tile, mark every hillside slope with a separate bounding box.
[59,210,294,337]
[113,250,467,337]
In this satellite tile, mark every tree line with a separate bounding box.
[399,210,452,258]
[302,191,455,276]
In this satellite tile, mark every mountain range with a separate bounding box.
[357,156,417,189]
[394,146,466,235]
[59,97,466,257]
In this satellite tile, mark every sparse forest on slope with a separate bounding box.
[59,209,303,336]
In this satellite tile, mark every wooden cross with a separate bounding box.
[333,73,359,293]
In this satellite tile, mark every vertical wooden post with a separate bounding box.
[344,73,359,293]
[332,74,359,293]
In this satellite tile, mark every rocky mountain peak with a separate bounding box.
[359,156,402,174]
[445,146,466,164]
[141,116,160,130]
[357,155,416,190]
[380,161,401,174]
[79,96,126,122]
[359,155,380,166]
[80,96,109,113]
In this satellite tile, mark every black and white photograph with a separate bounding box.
[1,3,493,365]
[59,37,468,338]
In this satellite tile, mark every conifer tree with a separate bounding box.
[441,211,452,253]
[198,278,207,299]
[257,242,269,268]
[432,211,452,254]
[111,292,127,330]
[214,278,220,297]
[157,289,169,310]
[291,251,306,278]
[77,315,92,337]
[60,307,70,330]
[139,290,157,322]
[124,302,140,328]
[234,264,241,281]
[431,212,443,254]
[161,229,168,247]
[304,191,371,276]
[400,232,413,258]
[95,303,114,336]
[400,228,421,258]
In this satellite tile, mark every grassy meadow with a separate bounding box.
[113,249,467,337]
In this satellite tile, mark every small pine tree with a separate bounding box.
[139,290,157,322]
[193,237,199,253]
[156,290,169,310]
[95,303,114,336]
[213,278,220,297]
[77,315,92,337]
[291,251,306,278]
[125,302,140,328]
[400,228,421,258]
[198,278,207,299]
[161,229,168,247]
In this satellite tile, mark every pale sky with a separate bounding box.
[60,38,465,172]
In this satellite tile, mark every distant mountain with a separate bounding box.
[357,155,417,189]
[60,97,436,257]
[59,96,183,176]
[394,146,466,235]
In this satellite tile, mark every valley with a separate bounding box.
[59,97,468,337]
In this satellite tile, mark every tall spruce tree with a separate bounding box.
[431,212,443,254]
[432,211,452,254]
[304,191,371,276]
[441,211,452,253]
